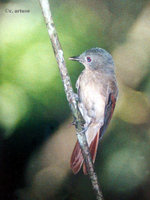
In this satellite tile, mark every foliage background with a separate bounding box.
[0,0,150,199]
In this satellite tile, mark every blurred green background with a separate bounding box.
[0,0,150,199]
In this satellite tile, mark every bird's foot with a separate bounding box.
[78,126,88,134]
[73,93,79,101]
[72,119,76,125]
[78,120,92,134]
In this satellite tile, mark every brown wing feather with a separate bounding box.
[100,93,116,139]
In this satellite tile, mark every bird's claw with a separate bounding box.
[78,126,88,134]
[72,119,76,125]
[73,93,79,101]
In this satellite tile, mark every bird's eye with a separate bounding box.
[87,57,91,62]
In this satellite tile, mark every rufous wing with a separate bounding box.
[100,93,116,139]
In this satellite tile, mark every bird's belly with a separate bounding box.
[78,83,105,124]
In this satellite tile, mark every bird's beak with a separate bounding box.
[69,56,80,62]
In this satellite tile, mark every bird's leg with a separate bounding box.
[72,119,76,125]
[78,121,92,134]
[78,126,88,134]
[73,92,79,101]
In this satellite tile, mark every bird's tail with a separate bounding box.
[70,141,84,174]
[70,129,100,175]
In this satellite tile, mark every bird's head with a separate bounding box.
[69,47,114,72]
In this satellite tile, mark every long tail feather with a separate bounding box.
[70,130,100,175]
[83,130,100,174]
[70,141,84,174]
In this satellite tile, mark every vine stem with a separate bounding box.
[39,1,104,199]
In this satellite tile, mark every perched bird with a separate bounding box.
[69,47,118,174]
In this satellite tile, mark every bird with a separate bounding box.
[69,47,118,175]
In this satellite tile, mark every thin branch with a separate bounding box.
[39,0,104,199]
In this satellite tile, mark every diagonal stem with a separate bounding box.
[39,0,104,199]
